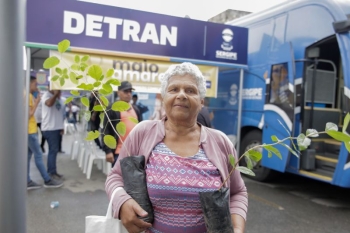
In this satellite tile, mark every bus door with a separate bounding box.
[262,42,296,172]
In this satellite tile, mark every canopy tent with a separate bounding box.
[26,0,249,152]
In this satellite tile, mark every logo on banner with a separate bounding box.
[215,28,237,61]
[221,29,233,51]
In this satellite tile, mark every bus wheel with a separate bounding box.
[239,130,276,182]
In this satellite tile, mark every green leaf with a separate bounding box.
[85,130,100,141]
[326,122,338,132]
[264,145,282,159]
[76,75,83,80]
[55,67,62,74]
[62,74,69,80]
[100,96,109,106]
[280,143,299,158]
[99,89,110,96]
[344,141,350,154]
[88,65,103,80]
[306,129,319,137]
[128,116,139,124]
[57,39,70,53]
[267,150,272,158]
[103,135,117,149]
[43,56,60,69]
[81,55,90,62]
[51,75,59,81]
[59,77,65,86]
[343,113,350,134]
[93,105,105,111]
[102,83,112,93]
[248,150,262,162]
[271,135,279,142]
[80,63,88,72]
[70,90,80,96]
[326,131,350,142]
[112,101,130,112]
[63,68,68,75]
[77,83,94,91]
[69,72,78,85]
[99,75,105,81]
[106,79,121,86]
[245,156,253,169]
[81,97,89,108]
[228,154,235,167]
[106,69,114,78]
[74,55,80,63]
[99,113,104,125]
[84,111,91,121]
[71,64,80,71]
[64,97,74,104]
[297,133,311,149]
[237,166,255,176]
[93,81,101,87]
[116,122,126,136]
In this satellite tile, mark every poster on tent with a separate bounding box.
[49,50,218,98]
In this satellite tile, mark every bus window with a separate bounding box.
[270,63,294,120]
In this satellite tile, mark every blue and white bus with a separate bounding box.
[210,0,350,187]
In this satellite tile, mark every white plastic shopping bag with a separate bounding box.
[85,187,128,233]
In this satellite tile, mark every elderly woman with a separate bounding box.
[105,62,248,233]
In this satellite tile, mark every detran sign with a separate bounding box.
[26,0,248,66]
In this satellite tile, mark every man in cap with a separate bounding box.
[102,81,143,167]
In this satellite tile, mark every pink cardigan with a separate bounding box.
[105,118,248,220]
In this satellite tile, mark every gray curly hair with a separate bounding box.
[160,62,206,99]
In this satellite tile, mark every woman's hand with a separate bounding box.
[120,199,152,233]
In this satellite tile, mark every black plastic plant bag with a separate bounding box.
[199,187,234,233]
[120,155,154,224]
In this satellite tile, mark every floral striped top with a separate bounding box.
[145,142,222,233]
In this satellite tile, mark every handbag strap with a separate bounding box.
[106,187,123,219]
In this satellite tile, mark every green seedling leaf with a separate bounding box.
[63,68,68,75]
[99,75,105,81]
[99,89,110,96]
[77,83,94,91]
[103,135,116,149]
[88,65,103,80]
[55,67,62,74]
[102,83,112,93]
[297,133,311,149]
[106,69,114,78]
[81,97,89,108]
[237,166,255,176]
[248,149,262,162]
[112,101,130,112]
[271,135,278,142]
[74,55,80,63]
[81,55,90,62]
[62,74,69,80]
[64,97,74,104]
[100,96,109,106]
[245,155,253,170]
[306,129,319,137]
[69,72,78,85]
[58,39,70,53]
[280,143,299,158]
[116,122,126,136]
[264,145,282,159]
[71,64,80,71]
[107,79,121,86]
[267,150,272,158]
[59,77,65,86]
[93,105,105,111]
[326,122,338,132]
[76,75,83,80]
[128,116,138,124]
[51,75,59,81]
[84,111,91,121]
[70,90,80,96]
[93,81,101,87]
[326,131,350,142]
[343,113,350,134]
[229,154,235,167]
[43,56,60,69]
[85,130,100,141]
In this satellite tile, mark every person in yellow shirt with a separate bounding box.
[27,76,63,189]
